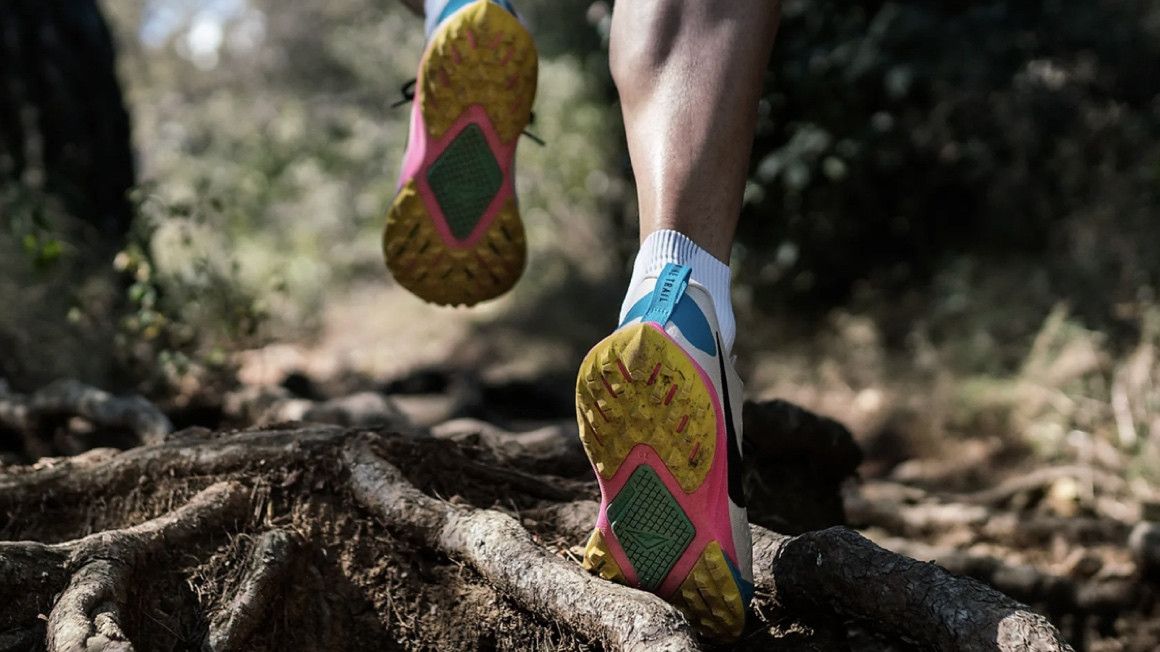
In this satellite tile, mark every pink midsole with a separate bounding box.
[400,102,518,250]
[590,322,739,598]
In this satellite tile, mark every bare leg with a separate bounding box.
[578,3,780,638]
[610,1,780,262]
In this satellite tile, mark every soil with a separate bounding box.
[0,366,1157,651]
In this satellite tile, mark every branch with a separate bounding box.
[849,483,1130,545]
[962,465,1132,508]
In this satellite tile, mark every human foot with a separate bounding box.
[576,263,753,640]
[383,0,536,306]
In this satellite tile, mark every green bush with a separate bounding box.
[738,0,1160,318]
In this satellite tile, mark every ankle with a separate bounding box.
[619,230,736,353]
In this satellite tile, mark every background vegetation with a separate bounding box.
[2,0,1159,477]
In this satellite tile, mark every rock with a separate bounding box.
[742,399,863,534]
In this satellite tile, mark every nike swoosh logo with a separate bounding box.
[716,333,747,508]
[617,524,674,551]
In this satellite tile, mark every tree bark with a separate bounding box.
[752,525,1074,651]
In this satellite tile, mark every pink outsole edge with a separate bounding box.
[587,322,740,599]
[396,30,522,251]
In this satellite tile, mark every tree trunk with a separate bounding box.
[0,0,135,239]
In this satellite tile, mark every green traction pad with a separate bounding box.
[608,464,695,591]
[426,123,503,240]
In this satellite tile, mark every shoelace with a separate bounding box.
[390,78,545,146]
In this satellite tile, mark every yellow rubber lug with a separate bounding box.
[575,323,717,493]
[423,0,538,143]
[670,541,746,641]
[384,182,525,306]
[581,529,627,584]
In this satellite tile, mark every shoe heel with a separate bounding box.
[575,323,718,492]
[576,323,749,640]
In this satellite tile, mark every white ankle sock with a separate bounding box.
[619,230,736,353]
[423,0,454,37]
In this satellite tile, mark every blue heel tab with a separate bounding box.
[642,263,692,326]
[436,0,516,28]
[618,263,716,356]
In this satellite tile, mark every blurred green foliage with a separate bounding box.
[103,0,622,343]
[5,0,1160,403]
[0,184,124,389]
[738,0,1160,322]
[2,187,65,270]
[111,188,278,389]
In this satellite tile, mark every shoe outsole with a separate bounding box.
[576,323,717,492]
[383,0,537,307]
[576,323,746,640]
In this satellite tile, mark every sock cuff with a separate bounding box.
[632,230,732,313]
[624,229,736,352]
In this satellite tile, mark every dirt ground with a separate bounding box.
[2,350,1158,651]
[1,273,1158,651]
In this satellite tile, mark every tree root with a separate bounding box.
[454,456,593,502]
[532,499,1073,650]
[848,477,1143,552]
[961,465,1141,508]
[430,417,589,477]
[48,560,134,652]
[751,525,1074,651]
[342,435,699,652]
[0,425,349,513]
[0,422,1088,650]
[846,476,1147,617]
[222,386,412,430]
[208,529,299,652]
[869,535,1139,615]
[0,379,172,446]
[0,481,249,650]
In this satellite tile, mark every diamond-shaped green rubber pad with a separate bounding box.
[608,465,695,591]
[426,123,503,240]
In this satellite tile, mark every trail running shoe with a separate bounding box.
[383,0,537,306]
[576,263,754,640]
